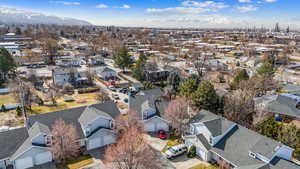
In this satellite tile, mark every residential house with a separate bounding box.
[52,68,90,87]
[0,102,120,169]
[129,89,169,132]
[254,93,300,120]
[183,110,298,169]
[96,66,117,81]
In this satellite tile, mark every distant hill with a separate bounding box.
[0,6,92,26]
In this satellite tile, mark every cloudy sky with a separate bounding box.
[0,0,299,29]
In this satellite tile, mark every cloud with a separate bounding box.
[264,0,277,2]
[146,1,228,15]
[181,1,229,9]
[96,4,108,8]
[120,4,130,9]
[236,5,258,12]
[239,0,252,3]
[49,1,80,5]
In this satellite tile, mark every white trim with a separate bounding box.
[210,150,238,168]
[143,115,169,124]
[12,145,51,161]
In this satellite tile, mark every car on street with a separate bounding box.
[158,130,167,140]
[164,144,187,159]
[112,94,120,100]
[108,85,117,92]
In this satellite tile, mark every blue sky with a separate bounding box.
[0,0,299,28]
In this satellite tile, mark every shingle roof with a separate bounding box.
[190,110,296,168]
[197,134,211,150]
[28,122,50,138]
[78,106,113,127]
[265,95,300,118]
[0,127,28,159]
[129,88,167,119]
[28,102,120,139]
[203,118,236,137]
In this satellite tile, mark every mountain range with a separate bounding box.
[0,6,92,25]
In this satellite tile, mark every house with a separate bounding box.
[254,93,300,120]
[183,110,298,169]
[0,102,120,169]
[129,89,169,132]
[52,68,90,87]
[96,66,117,80]
[88,56,105,66]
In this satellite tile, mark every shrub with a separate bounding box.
[187,145,196,158]
[78,87,100,94]
[16,106,22,116]
[1,105,6,112]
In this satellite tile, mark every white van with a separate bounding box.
[164,144,187,159]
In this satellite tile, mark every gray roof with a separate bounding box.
[28,122,50,138]
[190,110,296,168]
[129,88,167,119]
[28,102,120,139]
[0,127,28,159]
[282,84,300,95]
[189,110,219,124]
[250,139,281,159]
[197,134,211,150]
[265,95,300,118]
[79,106,113,127]
[203,118,236,137]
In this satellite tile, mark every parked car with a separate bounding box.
[164,144,187,159]
[158,130,167,139]
[108,85,117,92]
[119,88,129,94]
[112,94,120,100]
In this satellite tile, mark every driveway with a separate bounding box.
[145,134,210,169]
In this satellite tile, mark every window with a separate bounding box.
[209,137,213,144]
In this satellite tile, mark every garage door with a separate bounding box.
[144,122,155,132]
[15,157,33,169]
[88,137,103,150]
[155,122,168,132]
[0,160,5,169]
[103,135,115,146]
[35,152,52,165]
[196,147,206,161]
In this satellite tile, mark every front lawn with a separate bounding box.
[189,164,219,169]
[161,139,183,152]
[57,155,94,169]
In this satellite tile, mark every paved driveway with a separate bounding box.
[145,134,210,169]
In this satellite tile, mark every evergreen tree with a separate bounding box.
[256,62,274,78]
[0,48,16,75]
[193,81,219,112]
[179,77,198,99]
[231,69,249,89]
[167,72,181,93]
[132,52,147,80]
[114,46,132,72]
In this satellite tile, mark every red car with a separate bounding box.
[158,130,167,139]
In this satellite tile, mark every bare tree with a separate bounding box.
[165,97,190,136]
[114,110,140,136]
[50,118,80,163]
[104,126,161,169]
[224,89,255,128]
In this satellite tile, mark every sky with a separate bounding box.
[0,0,299,29]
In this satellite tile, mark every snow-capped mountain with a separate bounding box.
[0,6,92,25]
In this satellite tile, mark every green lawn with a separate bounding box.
[57,155,94,169]
[189,164,219,169]
[0,94,17,105]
